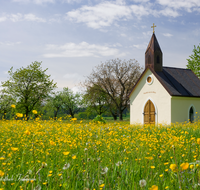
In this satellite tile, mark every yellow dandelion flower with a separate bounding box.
[190,164,194,169]
[72,155,76,159]
[170,164,178,172]
[99,184,105,188]
[11,147,19,151]
[16,113,23,117]
[180,163,189,170]
[32,110,38,114]
[49,141,56,146]
[149,185,158,190]
[63,152,70,156]
[11,104,16,108]
[0,170,5,177]
[25,130,30,135]
[197,138,200,145]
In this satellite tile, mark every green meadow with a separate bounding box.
[0,119,200,190]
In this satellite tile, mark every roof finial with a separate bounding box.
[151,23,156,33]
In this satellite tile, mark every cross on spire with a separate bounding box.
[151,23,156,33]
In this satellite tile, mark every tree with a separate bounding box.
[0,91,15,119]
[1,61,57,119]
[61,87,83,118]
[83,84,108,116]
[83,58,142,120]
[187,44,200,78]
[45,91,63,120]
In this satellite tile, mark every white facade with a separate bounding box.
[130,68,200,125]
[171,97,200,123]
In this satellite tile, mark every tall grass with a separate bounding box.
[0,119,200,189]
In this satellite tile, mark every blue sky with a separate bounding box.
[0,0,200,92]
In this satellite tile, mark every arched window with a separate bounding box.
[156,55,160,64]
[189,107,194,123]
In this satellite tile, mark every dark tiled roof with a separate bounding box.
[155,67,200,97]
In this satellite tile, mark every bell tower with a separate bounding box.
[145,24,163,72]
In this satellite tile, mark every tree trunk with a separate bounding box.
[25,108,29,121]
[54,107,59,120]
[113,114,117,120]
[69,108,74,118]
[111,112,117,120]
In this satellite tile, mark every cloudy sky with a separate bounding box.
[0,0,200,92]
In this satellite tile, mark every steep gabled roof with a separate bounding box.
[145,33,162,54]
[129,66,200,98]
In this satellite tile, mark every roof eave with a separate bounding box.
[129,66,174,98]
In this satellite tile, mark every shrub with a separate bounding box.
[92,115,106,124]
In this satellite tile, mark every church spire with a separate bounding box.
[145,28,163,72]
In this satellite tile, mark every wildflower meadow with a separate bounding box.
[1,117,200,190]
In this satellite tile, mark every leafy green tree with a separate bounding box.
[45,91,63,120]
[0,91,16,119]
[83,84,108,116]
[1,61,56,119]
[187,44,200,78]
[61,87,83,118]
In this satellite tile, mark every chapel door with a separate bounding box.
[144,100,155,124]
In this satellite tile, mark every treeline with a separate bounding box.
[0,59,142,121]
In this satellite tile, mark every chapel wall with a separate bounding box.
[130,69,171,125]
[171,97,200,123]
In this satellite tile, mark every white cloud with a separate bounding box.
[12,0,55,4]
[65,0,200,30]
[120,33,126,37]
[163,33,173,37]
[132,0,150,2]
[0,41,21,46]
[159,7,180,17]
[112,43,122,47]
[133,44,146,49]
[43,41,126,58]
[66,2,134,29]
[10,13,23,22]
[156,0,200,12]
[2,13,46,22]
[24,13,46,22]
[142,31,152,37]
[66,1,184,29]
[61,0,82,3]
[13,0,83,4]
[0,17,7,22]
[130,4,150,18]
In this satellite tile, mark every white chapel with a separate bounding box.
[129,28,200,125]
